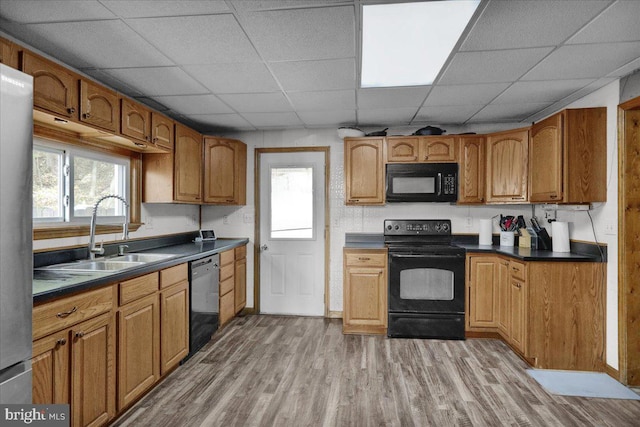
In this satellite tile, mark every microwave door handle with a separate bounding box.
[437,173,442,196]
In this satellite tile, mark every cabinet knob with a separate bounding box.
[75,331,85,338]
[67,107,76,114]
[56,338,67,346]
[83,112,91,118]
[56,306,77,318]
[145,135,151,142]
[152,137,158,143]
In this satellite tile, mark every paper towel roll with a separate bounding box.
[479,219,493,246]
[552,221,570,252]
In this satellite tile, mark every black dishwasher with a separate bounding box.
[187,254,219,359]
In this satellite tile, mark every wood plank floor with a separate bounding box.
[114,315,640,427]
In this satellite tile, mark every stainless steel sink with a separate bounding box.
[109,253,175,263]
[55,260,145,271]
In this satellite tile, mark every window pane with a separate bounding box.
[33,148,63,220]
[271,167,313,239]
[73,155,126,217]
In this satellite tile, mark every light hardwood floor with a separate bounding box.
[114,315,640,426]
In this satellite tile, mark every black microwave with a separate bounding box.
[386,163,458,203]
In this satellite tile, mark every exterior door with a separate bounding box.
[259,151,325,316]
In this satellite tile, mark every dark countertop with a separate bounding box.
[33,238,249,303]
[344,233,604,262]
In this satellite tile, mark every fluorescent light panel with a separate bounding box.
[361,1,480,88]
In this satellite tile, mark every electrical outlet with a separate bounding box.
[243,213,254,223]
[332,217,340,228]
[465,217,473,228]
[223,215,229,225]
[604,222,616,235]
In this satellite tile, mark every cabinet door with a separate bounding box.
[344,138,384,205]
[418,137,456,162]
[343,266,387,334]
[467,256,497,328]
[0,37,19,69]
[496,259,510,336]
[117,293,159,410]
[174,124,202,203]
[509,279,527,354]
[121,98,151,143]
[32,331,70,405]
[530,113,563,202]
[203,138,247,204]
[151,113,174,151]
[220,290,235,326]
[387,137,419,162]
[71,313,115,427]
[486,128,529,203]
[160,281,189,375]
[79,79,119,133]
[21,51,78,118]
[234,256,247,314]
[457,136,486,204]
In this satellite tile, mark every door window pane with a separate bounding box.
[33,147,64,221]
[400,268,454,300]
[270,167,313,239]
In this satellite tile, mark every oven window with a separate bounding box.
[400,268,454,300]
[392,176,435,194]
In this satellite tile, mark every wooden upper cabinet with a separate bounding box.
[457,136,486,204]
[486,128,529,203]
[418,136,456,162]
[344,137,385,205]
[530,108,606,204]
[79,79,119,133]
[0,37,20,69]
[386,137,419,162]
[151,113,174,151]
[203,137,247,205]
[21,51,78,118]
[121,98,151,143]
[174,124,202,203]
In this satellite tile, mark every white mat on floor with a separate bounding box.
[527,369,640,400]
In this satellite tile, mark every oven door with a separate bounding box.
[388,251,465,314]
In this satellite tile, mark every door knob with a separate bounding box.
[260,244,268,251]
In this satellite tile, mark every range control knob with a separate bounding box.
[394,225,400,231]
[386,224,393,231]
[441,223,450,233]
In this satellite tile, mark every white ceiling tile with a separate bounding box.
[101,67,209,96]
[240,6,355,61]
[231,0,350,12]
[82,69,144,97]
[152,95,233,115]
[287,90,355,111]
[522,42,640,81]
[438,48,554,85]
[218,93,292,113]
[568,1,640,44]
[0,0,115,23]
[492,79,594,104]
[134,97,170,112]
[8,20,173,69]
[186,113,255,131]
[127,15,259,65]
[270,59,355,91]
[183,63,281,93]
[461,1,609,51]
[357,108,417,126]
[298,110,356,127]
[415,105,486,124]
[357,87,430,109]
[242,112,303,128]
[101,0,230,18]
[470,103,553,122]
[423,83,510,106]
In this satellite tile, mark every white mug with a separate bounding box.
[500,231,515,247]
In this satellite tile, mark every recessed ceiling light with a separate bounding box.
[361,1,480,88]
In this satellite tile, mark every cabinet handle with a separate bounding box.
[514,283,521,289]
[358,257,371,261]
[145,135,151,142]
[550,194,558,199]
[152,137,158,143]
[424,155,429,160]
[56,306,77,318]
[83,112,91,119]
[349,199,359,202]
[75,331,85,339]
[67,107,76,114]
[511,196,524,200]
[56,338,67,346]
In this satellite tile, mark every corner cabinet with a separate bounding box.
[457,135,486,204]
[343,248,388,335]
[486,128,529,203]
[203,137,247,205]
[530,108,606,203]
[344,137,385,205]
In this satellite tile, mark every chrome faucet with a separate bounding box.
[88,194,129,260]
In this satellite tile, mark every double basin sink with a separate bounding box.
[40,253,176,273]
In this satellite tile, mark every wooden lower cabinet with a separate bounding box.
[343,248,388,335]
[234,245,247,314]
[466,256,498,329]
[160,281,189,374]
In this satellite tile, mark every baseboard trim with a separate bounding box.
[327,310,343,319]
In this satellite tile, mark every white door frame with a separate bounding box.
[254,147,330,317]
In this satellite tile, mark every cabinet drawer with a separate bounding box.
[33,286,113,340]
[220,250,234,266]
[345,252,386,267]
[220,277,234,296]
[220,263,234,282]
[220,291,235,325]
[160,263,188,289]
[235,245,246,260]
[509,260,526,280]
[119,273,159,306]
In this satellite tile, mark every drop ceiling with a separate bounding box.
[1,0,639,133]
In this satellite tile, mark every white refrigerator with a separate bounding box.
[0,64,33,404]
